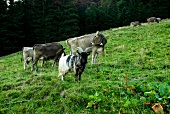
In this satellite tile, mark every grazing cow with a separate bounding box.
[58,47,91,81]
[156,18,161,22]
[130,21,141,27]
[21,47,47,70]
[147,17,159,23]
[66,31,107,64]
[32,42,65,71]
[22,47,34,70]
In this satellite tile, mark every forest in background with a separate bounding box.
[0,0,170,56]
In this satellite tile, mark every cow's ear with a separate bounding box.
[96,31,99,35]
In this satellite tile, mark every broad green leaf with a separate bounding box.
[124,100,131,108]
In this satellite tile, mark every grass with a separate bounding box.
[0,19,170,114]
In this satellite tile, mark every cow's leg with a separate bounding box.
[94,53,98,63]
[32,58,39,71]
[41,58,44,67]
[71,47,77,55]
[24,58,30,70]
[27,60,30,69]
[24,59,27,70]
[52,57,57,67]
[92,50,97,64]
[52,61,56,67]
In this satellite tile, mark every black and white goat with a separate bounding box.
[58,47,92,81]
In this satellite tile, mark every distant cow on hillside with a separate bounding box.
[156,18,161,22]
[130,21,141,27]
[66,31,107,64]
[32,42,65,71]
[147,17,159,23]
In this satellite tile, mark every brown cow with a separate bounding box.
[32,42,65,71]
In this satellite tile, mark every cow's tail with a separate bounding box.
[66,39,73,55]
[20,47,23,62]
[66,39,69,47]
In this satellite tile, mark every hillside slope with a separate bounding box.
[0,19,170,114]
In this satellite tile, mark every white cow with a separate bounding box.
[22,47,44,70]
[22,47,34,70]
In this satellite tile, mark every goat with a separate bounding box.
[58,47,92,81]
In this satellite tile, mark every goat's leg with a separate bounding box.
[78,73,82,81]
[75,70,79,81]
[75,66,80,81]
[61,76,65,81]
[58,73,65,81]
[75,74,79,81]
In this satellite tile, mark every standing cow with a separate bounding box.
[66,31,107,64]
[147,17,159,23]
[32,42,65,71]
[22,47,34,70]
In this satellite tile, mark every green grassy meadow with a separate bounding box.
[0,19,170,114]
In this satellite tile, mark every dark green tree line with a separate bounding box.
[0,0,170,56]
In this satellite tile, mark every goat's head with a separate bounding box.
[76,47,91,65]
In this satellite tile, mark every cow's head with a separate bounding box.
[92,31,106,46]
[56,48,66,59]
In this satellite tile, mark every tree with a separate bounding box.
[59,5,79,40]
[85,3,98,33]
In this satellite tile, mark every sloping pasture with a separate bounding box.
[0,19,170,114]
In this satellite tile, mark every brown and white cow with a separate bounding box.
[32,42,65,71]
[66,31,107,64]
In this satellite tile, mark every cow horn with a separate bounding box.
[96,31,99,36]
[85,47,92,53]
[76,47,84,53]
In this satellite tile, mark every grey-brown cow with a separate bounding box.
[147,17,159,23]
[66,31,107,64]
[130,21,141,27]
[32,42,65,71]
